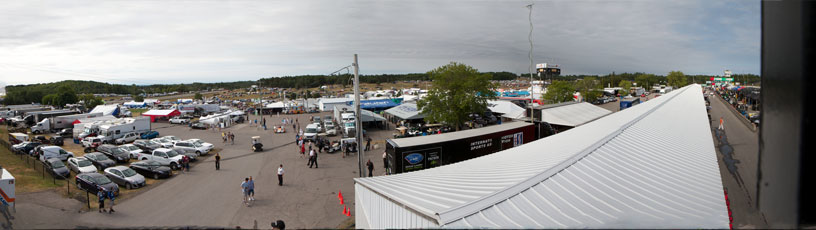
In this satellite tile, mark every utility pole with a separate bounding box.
[526,3,534,122]
[353,54,364,177]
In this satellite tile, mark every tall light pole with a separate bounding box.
[353,54,364,177]
[526,3,534,122]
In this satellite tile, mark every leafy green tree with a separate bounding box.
[667,71,687,88]
[56,85,78,106]
[41,94,58,107]
[635,74,654,89]
[134,95,144,102]
[194,93,203,100]
[287,92,297,100]
[78,94,104,110]
[618,80,633,96]
[543,80,576,104]
[575,77,602,103]
[417,62,497,131]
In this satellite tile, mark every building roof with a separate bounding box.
[487,100,526,119]
[355,84,727,228]
[534,102,612,127]
[384,103,425,120]
[387,121,531,148]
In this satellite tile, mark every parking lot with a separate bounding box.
[10,111,395,229]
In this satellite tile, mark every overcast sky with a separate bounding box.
[0,0,760,86]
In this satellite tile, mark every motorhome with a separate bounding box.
[96,117,151,143]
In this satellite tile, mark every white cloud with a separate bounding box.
[0,0,760,85]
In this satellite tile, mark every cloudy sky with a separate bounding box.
[0,0,760,86]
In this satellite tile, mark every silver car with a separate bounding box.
[104,166,146,189]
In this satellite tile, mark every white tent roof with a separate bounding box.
[536,102,612,126]
[355,84,727,228]
[332,105,386,122]
[319,98,353,104]
[89,105,119,116]
[265,102,286,109]
[384,103,425,120]
[123,101,146,106]
[487,100,526,119]
[142,109,178,116]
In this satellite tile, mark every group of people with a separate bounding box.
[97,189,116,214]
[222,132,235,144]
[240,177,256,206]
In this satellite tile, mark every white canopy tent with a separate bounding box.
[384,103,425,120]
[487,100,526,119]
[354,84,728,229]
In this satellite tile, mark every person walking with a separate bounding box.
[97,189,106,213]
[277,164,284,186]
[184,155,191,172]
[247,176,256,201]
[241,178,250,205]
[300,141,306,158]
[230,133,235,145]
[308,149,317,168]
[222,132,227,143]
[718,117,725,130]
[215,152,221,170]
[366,160,374,177]
[365,137,372,151]
[382,151,388,171]
[107,189,116,213]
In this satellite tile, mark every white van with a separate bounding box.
[38,146,75,162]
[304,124,319,141]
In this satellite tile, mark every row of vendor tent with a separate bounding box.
[332,105,387,123]
[354,84,728,229]
[198,110,245,127]
[383,100,528,124]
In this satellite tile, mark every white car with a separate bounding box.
[153,138,175,148]
[67,157,98,174]
[324,121,337,136]
[115,132,140,145]
[169,117,190,124]
[38,146,75,162]
[121,144,145,159]
[187,139,214,152]
[161,136,182,144]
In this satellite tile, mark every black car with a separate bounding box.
[96,144,130,163]
[133,139,160,152]
[33,135,50,144]
[129,160,172,179]
[12,142,41,155]
[83,152,116,170]
[75,172,119,196]
[45,158,71,179]
[190,122,207,130]
[56,128,73,137]
[49,136,64,146]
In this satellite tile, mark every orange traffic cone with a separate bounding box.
[340,196,344,205]
[342,205,347,215]
[346,207,351,216]
[338,190,343,200]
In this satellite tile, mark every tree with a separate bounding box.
[575,77,602,103]
[618,80,633,96]
[417,62,497,131]
[635,74,654,89]
[56,85,78,107]
[41,94,59,107]
[667,71,688,88]
[134,95,144,102]
[542,80,576,104]
[194,93,203,100]
[79,94,104,110]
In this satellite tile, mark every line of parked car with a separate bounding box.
[11,131,214,196]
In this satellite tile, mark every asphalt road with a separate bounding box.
[69,112,373,229]
[706,90,767,228]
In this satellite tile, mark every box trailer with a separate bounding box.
[30,113,103,134]
[21,110,79,127]
[620,97,641,110]
[385,121,535,174]
[0,168,15,214]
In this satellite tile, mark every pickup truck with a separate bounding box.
[169,117,190,124]
[82,137,103,148]
[138,148,184,170]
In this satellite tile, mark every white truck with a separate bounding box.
[1,168,15,213]
[30,113,102,134]
[138,148,184,170]
[96,117,151,144]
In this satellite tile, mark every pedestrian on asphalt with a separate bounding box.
[230,133,235,145]
[97,189,106,213]
[222,132,227,143]
[382,151,388,170]
[365,137,372,151]
[241,178,250,205]
[308,142,312,152]
[107,189,116,213]
[181,155,190,173]
[300,143,306,158]
[277,164,284,186]
[184,155,191,172]
[247,176,256,201]
[366,159,374,177]
[215,152,221,170]
[718,117,725,130]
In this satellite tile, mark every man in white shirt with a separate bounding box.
[277,164,284,186]
[308,149,318,168]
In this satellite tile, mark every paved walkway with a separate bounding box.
[707,90,767,228]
